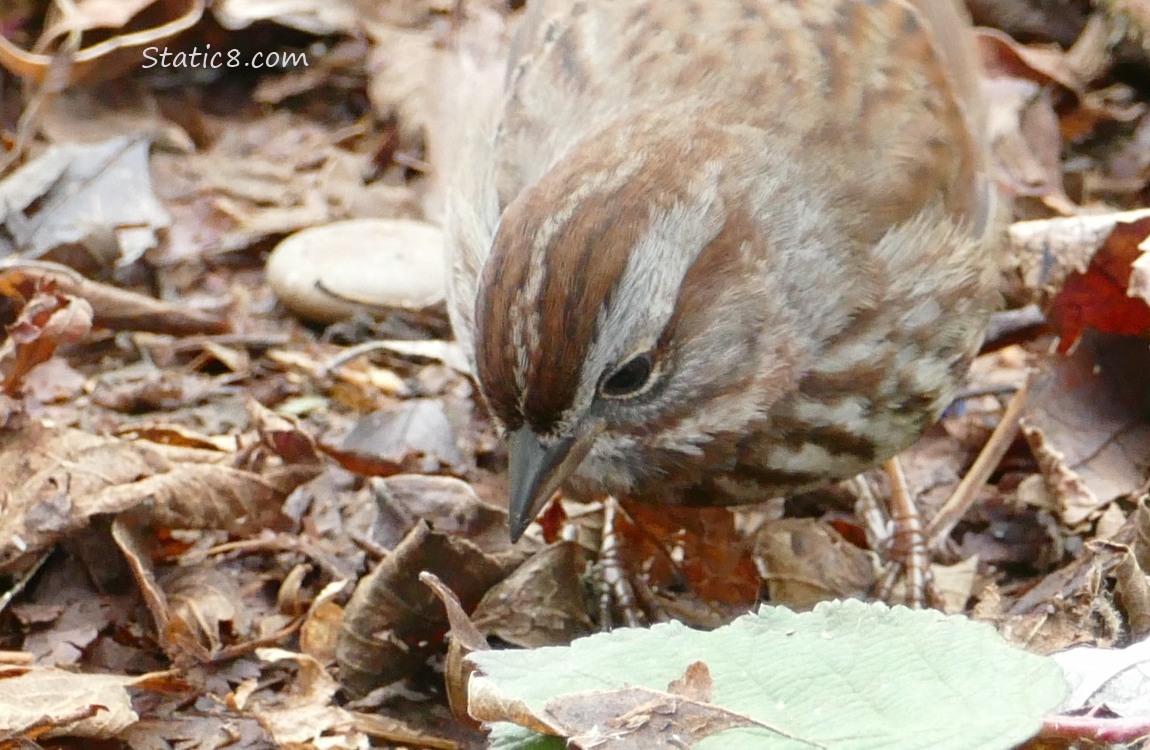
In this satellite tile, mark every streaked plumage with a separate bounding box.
[445,0,1003,540]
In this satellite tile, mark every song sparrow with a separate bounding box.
[445,0,1003,541]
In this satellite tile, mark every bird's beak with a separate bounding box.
[507,425,596,542]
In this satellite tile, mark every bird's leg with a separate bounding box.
[880,457,938,608]
[852,460,938,608]
[592,496,644,628]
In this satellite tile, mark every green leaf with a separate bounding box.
[469,599,1068,750]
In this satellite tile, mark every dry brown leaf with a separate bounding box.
[350,711,469,750]
[90,369,234,413]
[111,517,171,638]
[336,522,509,696]
[1007,209,1150,312]
[0,280,92,397]
[470,541,595,649]
[113,423,239,452]
[1046,217,1150,351]
[153,115,347,261]
[329,399,467,477]
[1021,332,1150,529]
[1102,537,1150,640]
[0,668,147,739]
[982,74,1072,210]
[298,580,349,664]
[421,572,488,728]
[0,137,171,266]
[372,474,510,552]
[249,648,368,749]
[164,564,247,662]
[19,591,111,666]
[0,423,183,571]
[248,398,321,464]
[0,422,313,572]
[119,712,274,750]
[753,518,875,610]
[620,504,760,615]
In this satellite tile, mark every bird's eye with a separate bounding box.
[601,353,655,398]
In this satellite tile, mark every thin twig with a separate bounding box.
[927,373,1033,549]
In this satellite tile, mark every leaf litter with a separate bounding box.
[0,1,1148,748]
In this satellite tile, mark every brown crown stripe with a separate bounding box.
[659,204,759,354]
[475,216,531,425]
[477,124,704,433]
[526,193,639,428]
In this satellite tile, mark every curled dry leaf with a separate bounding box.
[1006,209,1150,310]
[336,522,510,696]
[975,16,1122,210]
[299,579,350,664]
[976,17,1110,97]
[1101,537,1150,641]
[420,571,487,728]
[247,398,321,465]
[982,76,1069,209]
[371,474,511,553]
[113,422,239,453]
[250,648,368,749]
[0,261,228,337]
[470,541,596,649]
[0,0,205,86]
[163,564,248,664]
[0,276,92,397]
[0,424,176,572]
